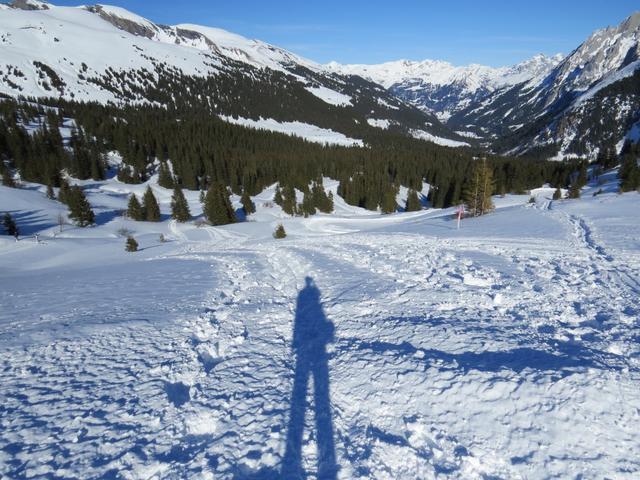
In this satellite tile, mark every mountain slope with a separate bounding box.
[452,12,640,158]
[0,0,468,147]
[326,54,564,122]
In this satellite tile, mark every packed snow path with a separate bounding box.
[1,195,639,479]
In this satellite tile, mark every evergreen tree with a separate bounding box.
[598,145,618,170]
[281,184,297,215]
[326,191,334,213]
[46,182,55,200]
[199,189,205,204]
[171,185,191,222]
[405,189,421,212]
[2,212,19,238]
[380,187,397,214]
[575,163,588,189]
[204,183,236,225]
[568,181,581,199]
[241,189,256,215]
[301,191,316,217]
[1,164,16,187]
[274,185,283,206]
[311,182,333,213]
[143,186,161,222]
[619,153,640,192]
[158,161,175,189]
[553,187,563,200]
[127,194,144,221]
[463,158,495,217]
[125,235,138,252]
[67,186,95,227]
[58,178,71,204]
[273,223,286,239]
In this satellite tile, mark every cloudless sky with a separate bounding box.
[49,0,640,67]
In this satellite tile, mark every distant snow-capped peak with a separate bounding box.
[325,54,564,93]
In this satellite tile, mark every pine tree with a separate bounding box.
[199,189,205,204]
[326,191,334,213]
[273,223,286,239]
[568,181,581,199]
[463,158,495,217]
[312,182,333,213]
[171,185,191,222]
[241,190,256,216]
[301,191,316,217]
[58,178,71,204]
[619,153,640,192]
[143,186,161,222]
[281,184,297,215]
[2,212,19,238]
[125,235,138,252]
[127,194,144,221]
[575,163,588,189]
[158,161,175,189]
[46,182,55,200]
[67,186,95,227]
[274,185,283,206]
[405,189,421,212]
[553,187,563,200]
[380,187,397,214]
[204,183,236,225]
[1,164,16,187]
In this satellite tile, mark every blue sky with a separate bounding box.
[51,0,639,66]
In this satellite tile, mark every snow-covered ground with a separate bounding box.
[1,173,639,479]
[219,116,364,147]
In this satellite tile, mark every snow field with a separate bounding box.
[0,173,639,478]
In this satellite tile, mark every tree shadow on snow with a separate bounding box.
[352,336,627,377]
[4,209,57,237]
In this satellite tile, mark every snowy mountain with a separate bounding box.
[0,0,468,147]
[329,12,640,160]
[326,54,564,121]
[452,12,640,158]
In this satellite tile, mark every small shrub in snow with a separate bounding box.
[273,224,286,239]
[125,236,138,252]
[553,187,563,200]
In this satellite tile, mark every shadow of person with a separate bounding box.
[281,277,338,480]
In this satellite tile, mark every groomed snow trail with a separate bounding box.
[1,199,639,479]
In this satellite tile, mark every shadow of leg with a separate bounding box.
[313,353,337,480]
[281,356,310,479]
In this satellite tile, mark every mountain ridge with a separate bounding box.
[0,0,469,148]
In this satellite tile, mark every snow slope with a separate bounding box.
[219,116,364,147]
[1,171,639,478]
[326,54,564,92]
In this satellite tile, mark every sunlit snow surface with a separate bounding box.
[220,116,364,147]
[1,173,639,479]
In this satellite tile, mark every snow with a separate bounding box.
[0,4,324,104]
[1,168,639,478]
[305,85,353,107]
[367,118,392,129]
[219,115,364,147]
[410,129,470,148]
[455,130,482,139]
[93,4,157,30]
[326,54,564,92]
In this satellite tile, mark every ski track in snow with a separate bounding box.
[1,190,640,478]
